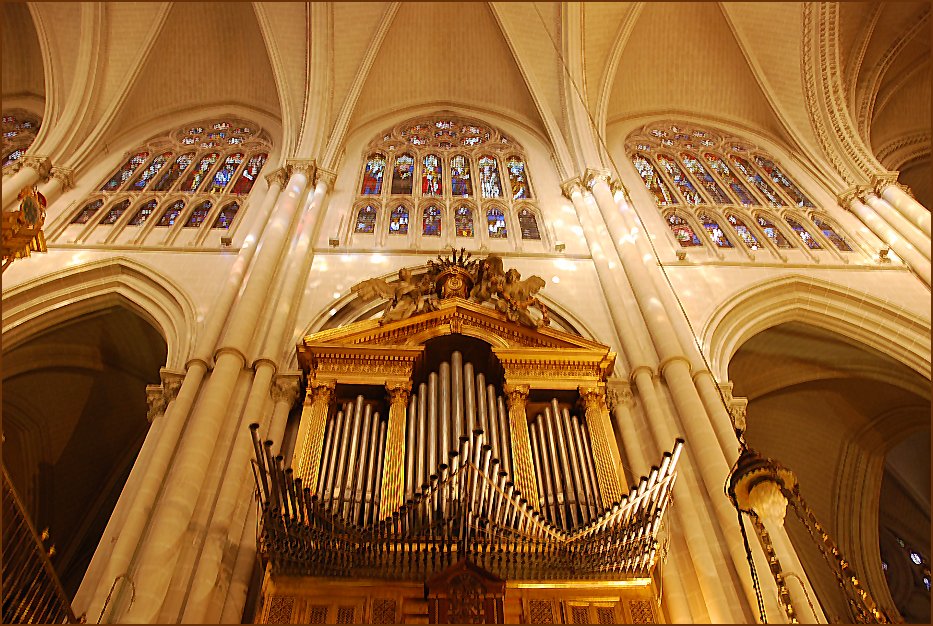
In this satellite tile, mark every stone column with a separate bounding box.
[864,192,930,262]
[380,382,412,515]
[502,383,539,506]
[747,481,825,623]
[2,155,50,209]
[293,379,337,490]
[267,374,302,454]
[578,386,625,506]
[877,180,930,238]
[844,191,931,285]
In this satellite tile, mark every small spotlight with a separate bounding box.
[555,241,566,253]
[220,235,233,247]
[329,238,340,248]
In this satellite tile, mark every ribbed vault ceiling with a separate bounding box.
[1,3,44,104]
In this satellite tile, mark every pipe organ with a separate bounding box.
[252,255,682,624]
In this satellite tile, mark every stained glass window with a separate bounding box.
[99,199,132,225]
[729,154,785,207]
[667,214,702,247]
[423,206,441,236]
[754,155,814,207]
[231,153,267,195]
[361,154,386,195]
[184,201,213,227]
[455,206,474,237]
[679,152,730,204]
[699,213,733,247]
[727,214,761,250]
[102,152,150,191]
[486,208,507,238]
[1,113,41,167]
[71,199,105,224]
[156,200,186,227]
[3,149,25,166]
[756,214,793,248]
[389,205,409,235]
[656,154,702,204]
[518,208,540,240]
[785,217,822,249]
[631,154,677,205]
[421,155,442,196]
[129,152,172,190]
[391,154,414,195]
[212,202,240,229]
[478,156,502,198]
[208,153,244,193]
[812,216,852,251]
[450,155,473,197]
[153,153,195,191]
[507,157,531,199]
[180,153,219,192]
[703,153,756,206]
[354,205,377,233]
[128,199,158,226]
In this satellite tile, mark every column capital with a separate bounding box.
[146,384,167,423]
[502,383,529,405]
[49,166,75,190]
[385,380,412,405]
[578,385,606,411]
[315,167,337,189]
[286,159,316,180]
[159,369,185,402]
[18,155,52,180]
[582,167,612,190]
[870,171,900,194]
[836,185,865,206]
[305,378,336,404]
[605,379,633,412]
[559,177,586,200]
[264,167,290,188]
[272,374,301,405]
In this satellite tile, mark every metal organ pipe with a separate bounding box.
[527,422,547,512]
[475,373,488,438]
[332,396,360,511]
[316,406,340,498]
[463,361,476,440]
[428,373,439,475]
[451,352,464,446]
[541,408,567,529]
[349,403,373,521]
[405,393,417,501]
[417,384,427,489]
[534,416,558,526]
[363,410,381,524]
[496,396,511,478]
[549,401,580,528]
[568,410,597,521]
[486,384,500,468]
[439,361,451,463]
[373,417,387,520]
[579,417,602,506]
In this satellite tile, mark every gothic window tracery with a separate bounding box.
[1,111,42,168]
[351,114,544,248]
[64,118,271,245]
[626,122,855,260]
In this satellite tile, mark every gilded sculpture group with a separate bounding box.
[352,250,549,328]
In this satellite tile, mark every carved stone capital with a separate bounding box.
[146,384,167,423]
[315,167,337,189]
[582,167,612,191]
[836,186,862,206]
[502,383,529,407]
[49,166,75,191]
[559,177,585,200]
[264,167,290,188]
[870,172,900,194]
[305,378,336,405]
[286,159,316,180]
[159,370,184,402]
[271,374,301,405]
[578,385,607,411]
[605,381,634,413]
[386,381,412,406]
[19,155,52,180]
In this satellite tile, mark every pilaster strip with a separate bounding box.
[295,379,336,491]
[503,383,539,506]
[380,382,412,515]
[579,385,624,506]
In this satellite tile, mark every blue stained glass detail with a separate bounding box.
[361,154,386,195]
[486,208,507,238]
[703,153,757,206]
[667,214,701,247]
[680,152,730,204]
[785,217,822,249]
[212,202,240,229]
[656,154,702,204]
[699,213,733,247]
[423,206,441,236]
[389,205,409,235]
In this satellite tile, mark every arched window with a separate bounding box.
[631,153,677,205]
[754,155,814,207]
[679,152,730,204]
[361,154,386,195]
[153,153,195,191]
[356,114,542,248]
[423,206,442,236]
[729,154,785,207]
[455,206,474,237]
[517,208,540,240]
[703,153,756,206]
[128,200,159,226]
[156,200,186,227]
[666,213,702,247]
[698,212,733,247]
[726,214,761,250]
[181,153,220,192]
[354,205,377,234]
[72,199,105,224]
[486,208,507,238]
[812,216,852,251]
[506,157,531,199]
[2,112,42,167]
[656,154,702,204]
[212,202,240,229]
[130,152,172,190]
[102,152,150,191]
[208,153,244,193]
[99,199,132,225]
[478,156,502,198]
[185,201,213,227]
[422,154,442,196]
[389,205,409,235]
[785,216,822,249]
[756,214,793,248]
[391,154,415,195]
[450,155,473,197]
[230,153,267,195]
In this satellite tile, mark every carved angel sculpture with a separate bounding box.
[469,254,505,304]
[351,267,425,324]
[497,268,547,327]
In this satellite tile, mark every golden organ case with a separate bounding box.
[251,252,683,624]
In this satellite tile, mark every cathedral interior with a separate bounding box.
[1,2,930,624]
